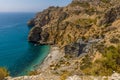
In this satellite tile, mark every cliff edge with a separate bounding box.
[27,0,120,79]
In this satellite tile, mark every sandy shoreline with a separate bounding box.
[38,45,65,71]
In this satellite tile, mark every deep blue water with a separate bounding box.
[0,13,50,76]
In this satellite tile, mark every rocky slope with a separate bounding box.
[28,0,120,47]
[7,0,120,79]
[27,0,120,75]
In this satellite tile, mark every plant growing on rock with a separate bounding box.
[80,45,120,76]
[60,71,71,80]
[0,67,9,80]
[110,37,119,44]
[28,70,40,76]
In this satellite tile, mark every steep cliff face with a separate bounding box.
[28,0,120,47]
[27,0,120,76]
[4,1,120,80]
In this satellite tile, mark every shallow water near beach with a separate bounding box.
[0,13,50,76]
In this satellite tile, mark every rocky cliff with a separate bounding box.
[27,0,120,79]
[28,0,120,47]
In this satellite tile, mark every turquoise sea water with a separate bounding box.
[0,13,50,76]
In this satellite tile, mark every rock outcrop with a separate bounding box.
[28,0,120,46]
[4,0,120,79]
[28,27,42,43]
[99,5,120,26]
[25,0,120,79]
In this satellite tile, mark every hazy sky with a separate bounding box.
[0,0,72,12]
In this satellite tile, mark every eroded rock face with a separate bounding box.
[28,6,67,45]
[28,0,120,47]
[10,0,120,79]
[58,12,69,23]
[99,5,120,26]
[28,27,42,43]
[40,31,49,42]
[65,43,80,56]
[33,6,63,27]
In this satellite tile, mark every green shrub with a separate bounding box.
[75,19,94,28]
[110,38,119,44]
[85,8,97,15]
[80,45,120,76]
[60,71,71,80]
[0,67,9,80]
[80,55,92,70]
[101,0,110,3]
[70,1,90,8]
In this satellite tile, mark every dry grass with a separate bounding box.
[0,67,9,80]
[28,70,40,76]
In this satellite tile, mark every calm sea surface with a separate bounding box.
[0,13,50,76]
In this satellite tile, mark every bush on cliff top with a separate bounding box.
[0,67,9,80]
[70,1,90,8]
[80,45,120,76]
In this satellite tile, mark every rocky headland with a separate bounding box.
[5,0,120,80]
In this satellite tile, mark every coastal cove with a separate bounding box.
[0,13,50,76]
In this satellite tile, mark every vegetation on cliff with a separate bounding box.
[27,0,120,77]
[0,67,9,80]
[80,45,120,76]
